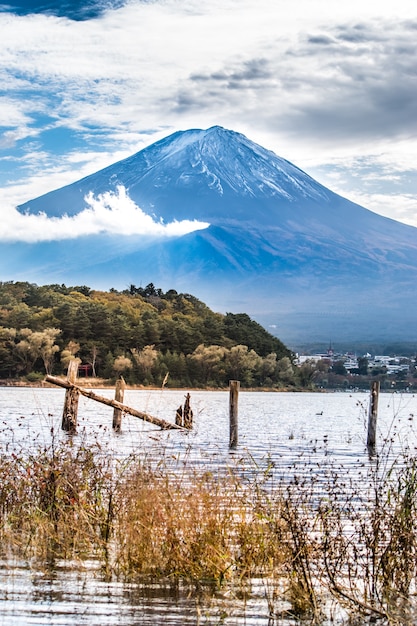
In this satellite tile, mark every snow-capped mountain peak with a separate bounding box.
[18,126,330,219]
[11,126,417,343]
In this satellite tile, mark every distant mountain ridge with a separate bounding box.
[7,126,417,344]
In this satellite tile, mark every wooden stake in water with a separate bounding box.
[175,404,183,427]
[175,393,193,429]
[61,359,79,433]
[113,377,125,432]
[229,380,240,449]
[183,392,193,429]
[367,380,380,449]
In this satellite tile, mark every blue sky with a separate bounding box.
[1,0,417,242]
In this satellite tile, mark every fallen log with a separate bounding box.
[45,375,185,431]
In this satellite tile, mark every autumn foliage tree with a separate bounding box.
[0,281,296,387]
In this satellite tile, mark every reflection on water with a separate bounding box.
[1,387,417,625]
[1,559,301,626]
[0,559,245,626]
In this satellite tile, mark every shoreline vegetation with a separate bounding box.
[1,429,417,625]
[2,372,416,394]
[0,377,312,392]
[2,281,417,392]
[0,280,294,390]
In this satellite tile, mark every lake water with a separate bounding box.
[1,386,417,625]
[2,387,417,475]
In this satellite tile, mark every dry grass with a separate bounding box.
[1,437,417,624]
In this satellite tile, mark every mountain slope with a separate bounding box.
[8,126,417,344]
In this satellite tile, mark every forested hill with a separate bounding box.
[0,281,295,388]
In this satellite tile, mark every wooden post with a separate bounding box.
[175,393,193,429]
[175,405,183,427]
[367,380,380,449]
[61,360,79,433]
[229,380,240,449]
[183,392,193,429]
[113,377,125,432]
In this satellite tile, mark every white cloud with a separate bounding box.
[0,185,210,242]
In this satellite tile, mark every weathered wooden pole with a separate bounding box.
[367,380,380,449]
[175,405,183,427]
[229,380,240,449]
[175,393,193,429]
[183,392,193,429]
[112,377,125,432]
[61,359,79,433]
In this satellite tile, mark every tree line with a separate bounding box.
[0,281,303,388]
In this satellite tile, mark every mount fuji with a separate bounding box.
[5,126,417,345]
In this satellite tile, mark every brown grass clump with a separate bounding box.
[0,443,114,561]
[113,467,237,582]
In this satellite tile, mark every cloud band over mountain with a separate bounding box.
[1,185,209,242]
